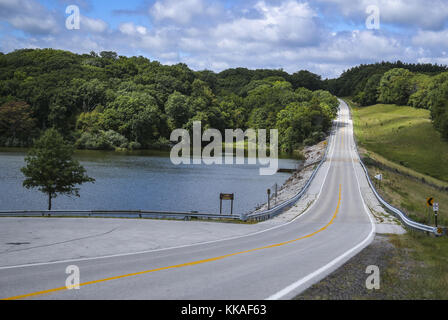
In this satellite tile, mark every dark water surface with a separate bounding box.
[0,149,298,215]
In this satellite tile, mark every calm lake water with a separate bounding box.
[0,149,298,215]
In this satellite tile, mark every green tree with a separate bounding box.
[353,73,382,106]
[289,70,322,91]
[428,76,448,140]
[0,101,37,145]
[165,91,190,129]
[378,68,414,105]
[104,91,162,145]
[21,129,95,210]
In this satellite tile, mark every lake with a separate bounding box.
[0,149,298,215]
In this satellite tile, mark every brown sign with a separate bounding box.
[220,193,234,200]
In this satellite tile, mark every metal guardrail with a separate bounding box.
[357,160,438,234]
[344,98,439,235]
[243,121,335,222]
[0,209,242,221]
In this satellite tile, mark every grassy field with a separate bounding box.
[387,232,448,299]
[350,103,448,183]
[365,163,448,227]
[347,99,448,299]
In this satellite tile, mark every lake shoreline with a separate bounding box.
[0,147,299,214]
[251,140,327,214]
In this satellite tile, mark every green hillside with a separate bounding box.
[352,104,448,182]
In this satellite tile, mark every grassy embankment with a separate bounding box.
[348,101,448,226]
[348,100,448,299]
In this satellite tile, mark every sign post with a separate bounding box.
[274,183,278,205]
[374,173,383,188]
[220,193,234,215]
[433,202,439,227]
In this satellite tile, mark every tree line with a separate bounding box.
[339,65,448,140]
[0,48,338,153]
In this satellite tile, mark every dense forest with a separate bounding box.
[0,49,338,153]
[1,49,447,152]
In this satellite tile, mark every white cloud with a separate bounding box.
[150,0,215,25]
[0,0,58,34]
[317,0,448,30]
[412,29,448,50]
[212,1,320,46]
[80,15,108,33]
[119,22,147,36]
[1,0,448,78]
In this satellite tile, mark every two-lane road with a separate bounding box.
[0,100,375,300]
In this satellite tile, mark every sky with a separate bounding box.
[0,0,447,78]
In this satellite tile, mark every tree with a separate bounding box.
[0,101,37,144]
[289,70,322,91]
[378,68,414,105]
[21,129,95,210]
[105,91,162,145]
[353,73,382,106]
[165,91,190,129]
[429,77,448,140]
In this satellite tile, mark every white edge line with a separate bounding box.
[266,101,376,300]
[0,118,341,271]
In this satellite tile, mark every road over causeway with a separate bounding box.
[0,100,376,300]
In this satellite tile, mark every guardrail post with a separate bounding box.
[267,189,271,210]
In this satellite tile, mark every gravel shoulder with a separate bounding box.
[253,141,326,223]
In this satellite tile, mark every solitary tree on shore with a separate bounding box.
[21,129,95,210]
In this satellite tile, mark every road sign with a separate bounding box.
[433,203,439,227]
[374,174,383,181]
[219,193,234,215]
[433,203,439,212]
[427,197,434,207]
[220,193,234,200]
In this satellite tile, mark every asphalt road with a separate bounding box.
[0,100,375,300]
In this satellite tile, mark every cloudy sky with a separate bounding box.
[0,0,447,78]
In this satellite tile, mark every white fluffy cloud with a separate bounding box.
[317,0,448,30]
[0,0,58,34]
[212,1,320,47]
[0,0,447,78]
[119,22,147,36]
[150,0,220,25]
[80,15,108,34]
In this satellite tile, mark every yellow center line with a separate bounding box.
[3,186,342,300]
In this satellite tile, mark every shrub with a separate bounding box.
[76,130,128,150]
[128,141,142,150]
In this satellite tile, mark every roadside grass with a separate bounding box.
[388,232,448,299]
[346,98,448,299]
[365,163,448,227]
[350,102,448,183]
